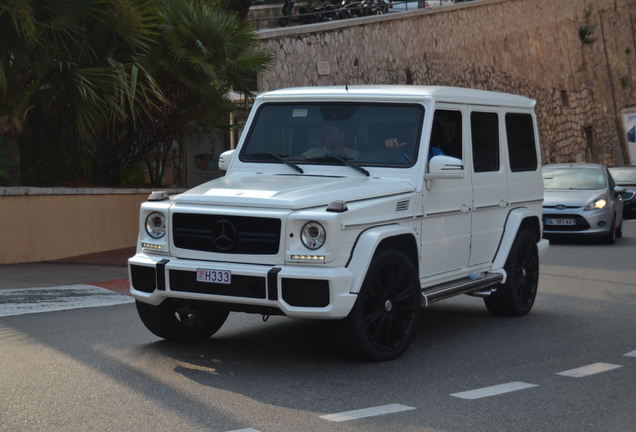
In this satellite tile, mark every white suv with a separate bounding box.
[129,86,549,361]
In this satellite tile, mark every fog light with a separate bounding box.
[598,221,606,227]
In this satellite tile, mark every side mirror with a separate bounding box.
[424,155,465,180]
[614,186,627,194]
[218,149,236,171]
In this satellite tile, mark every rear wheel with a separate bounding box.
[338,250,421,361]
[484,229,539,316]
[136,299,229,342]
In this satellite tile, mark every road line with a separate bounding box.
[450,382,538,400]
[625,350,636,358]
[226,429,261,432]
[0,285,134,317]
[320,403,415,422]
[556,363,622,377]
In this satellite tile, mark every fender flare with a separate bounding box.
[346,224,418,294]
[491,207,542,271]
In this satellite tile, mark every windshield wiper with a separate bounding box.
[307,153,370,177]
[243,153,304,174]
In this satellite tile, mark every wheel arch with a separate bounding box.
[347,224,419,294]
[491,208,541,271]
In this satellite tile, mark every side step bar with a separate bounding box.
[421,272,504,306]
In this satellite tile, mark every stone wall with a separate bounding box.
[256,0,636,166]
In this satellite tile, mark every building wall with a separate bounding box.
[0,188,183,264]
[257,0,636,165]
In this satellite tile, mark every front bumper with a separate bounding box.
[542,206,615,236]
[128,253,358,319]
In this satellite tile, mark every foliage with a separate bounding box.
[97,0,275,186]
[0,135,16,181]
[1,0,274,187]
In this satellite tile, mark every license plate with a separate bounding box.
[196,268,231,284]
[546,218,575,226]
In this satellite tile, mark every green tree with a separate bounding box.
[0,0,165,185]
[104,0,274,186]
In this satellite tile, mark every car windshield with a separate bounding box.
[542,167,606,190]
[608,167,636,184]
[240,102,424,167]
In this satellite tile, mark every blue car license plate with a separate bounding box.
[197,268,231,284]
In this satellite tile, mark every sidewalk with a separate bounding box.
[0,247,134,292]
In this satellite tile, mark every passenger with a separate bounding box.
[384,124,444,162]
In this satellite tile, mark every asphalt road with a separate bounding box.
[1,222,635,432]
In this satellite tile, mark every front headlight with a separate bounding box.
[584,199,607,210]
[301,221,326,250]
[145,212,166,238]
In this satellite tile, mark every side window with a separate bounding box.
[432,110,462,160]
[470,112,500,173]
[505,113,538,172]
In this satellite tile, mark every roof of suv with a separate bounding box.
[259,85,536,108]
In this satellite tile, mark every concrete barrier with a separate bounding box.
[0,187,185,264]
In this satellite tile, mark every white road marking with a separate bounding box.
[556,363,622,377]
[226,429,261,432]
[625,350,636,358]
[320,403,415,422]
[0,285,134,317]
[450,381,538,400]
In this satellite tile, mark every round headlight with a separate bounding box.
[145,212,166,239]
[301,222,326,250]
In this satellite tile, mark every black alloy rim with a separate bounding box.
[515,241,538,306]
[362,259,418,351]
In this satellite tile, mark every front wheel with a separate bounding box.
[484,229,539,316]
[600,216,616,244]
[338,250,421,361]
[136,299,229,342]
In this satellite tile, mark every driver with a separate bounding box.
[302,122,361,160]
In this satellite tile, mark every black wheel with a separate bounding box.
[136,299,229,342]
[278,16,290,27]
[600,216,616,244]
[338,250,421,361]
[484,229,539,316]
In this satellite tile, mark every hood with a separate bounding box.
[173,173,415,209]
[543,189,606,207]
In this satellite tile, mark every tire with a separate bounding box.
[600,216,616,245]
[484,229,539,316]
[338,250,421,361]
[136,299,229,342]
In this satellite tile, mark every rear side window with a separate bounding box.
[505,113,538,172]
[470,112,499,173]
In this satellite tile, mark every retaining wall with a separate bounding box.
[0,188,184,264]
[257,0,636,166]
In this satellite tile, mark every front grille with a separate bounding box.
[543,213,591,231]
[282,279,330,307]
[173,213,281,255]
[169,270,266,299]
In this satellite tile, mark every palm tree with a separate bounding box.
[108,0,274,186]
[0,0,166,184]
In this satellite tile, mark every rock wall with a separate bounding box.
[257,0,636,165]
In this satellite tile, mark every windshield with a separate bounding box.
[608,167,636,184]
[240,103,425,167]
[542,167,607,190]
